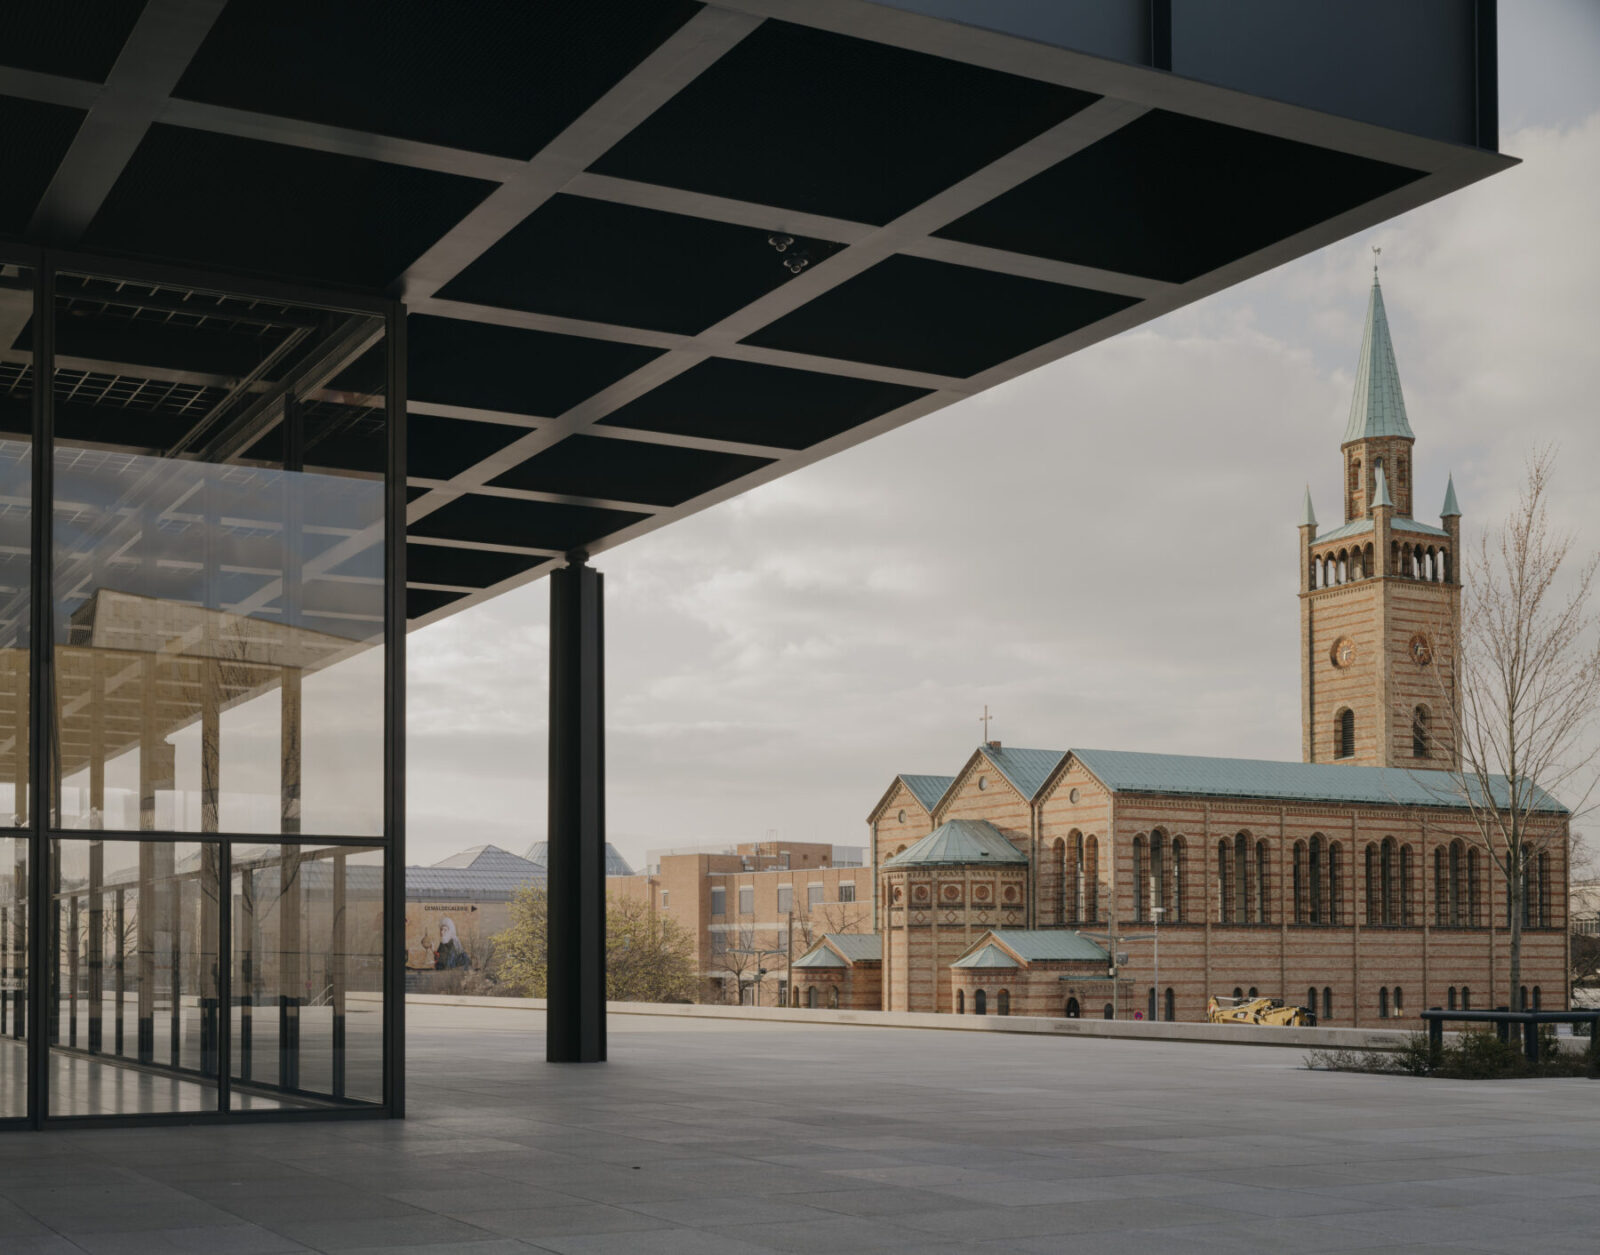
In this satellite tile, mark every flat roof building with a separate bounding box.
[0,0,1512,1126]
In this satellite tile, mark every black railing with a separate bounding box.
[1420,1008,1600,1074]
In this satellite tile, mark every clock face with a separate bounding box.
[1410,634,1434,667]
[1330,637,1356,668]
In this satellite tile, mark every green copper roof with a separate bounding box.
[791,946,846,969]
[960,928,1113,966]
[1442,473,1461,517]
[1315,517,1374,544]
[900,774,955,813]
[1394,516,1449,538]
[1301,485,1317,529]
[1344,278,1414,443]
[952,943,1018,969]
[1316,514,1448,546]
[1069,748,1567,813]
[1371,462,1394,510]
[982,745,1069,801]
[823,933,881,962]
[883,819,1028,869]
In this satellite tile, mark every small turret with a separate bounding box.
[1299,486,1318,593]
[1371,463,1394,511]
[1441,473,1460,518]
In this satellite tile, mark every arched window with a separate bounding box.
[975,989,987,1015]
[1322,987,1333,1020]
[1084,836,1099,921]
[1364,543,1374,578]
[1256,839,1270,924]
[1379,987,1389,1018]
[1537,850,1551,927]
[828,985,839,1010]
[1218,839,1234,923]
[1164,988,1174,1022]
[1103,1003,1114,1020]
[1519,985,1528,1011]
[1467,848,1481,925]
[1434,847,1447,927]
[1132,834,1146,922]
[1533,986,1542,1010]
[1307,987,1317,1017]
[1461,987,1471,1010]
[806,987,817,1009]
[1336,709,1355,759]
[1380,837,1397,925]
[1337,550,1348,583]
[1234,831,1252,923]
[1309,835,1324,924]
[1327,841,1342,925]
[1151,830,1167,918]
[1069,831,1084,923]
[1441,549,1451,583]
[1064,997,1079,1018]
[1399,844,1413,926]
[1448,986,1457,1010]
[997,989,1009,1017]
[1413,706,1430,759]
[957,989,964,1014]
[1390,539,1400,571]
[1045,837,1065,926]
[1171,837,1186,923]
[1292,842,1306,924]
[1393,987,1403,1016]
[1448,840,1463,926]
[1148,988,1156,1021]
[1248,986,1259,999]
[1232,987,1244,1000]
[1365,843,1380,924]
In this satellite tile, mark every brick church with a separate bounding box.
[792,274,1570,1026]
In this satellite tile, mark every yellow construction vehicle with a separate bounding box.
[1207,995,1316,1027]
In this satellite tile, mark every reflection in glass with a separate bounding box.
[51,839,218,1115]
[51,273,385,836]
[0,262,30,830]
[233,845,383,1106]
[0,838,24,1118]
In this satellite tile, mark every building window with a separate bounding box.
[777,927,788,951]
[1412,706,1430,758]
[777,979,788,1006]
[1336,709,1355,759]
[739,886,753,915]
[1256,839,1270,924]
[1520,985,1529,1011]
[1233,987,1244,1000]
[1461,986,1472,1010]
[1133,835,1146,922]
[1164,988,1175,1022]
[1171,837,1186,923]
[975,989,987,1015]
[839,883,856,903]
[1293,842,1306,924]
[807,885,822,910]
[777,886,792,914]
[1448,987,1457,1010]
[1218,840,1234,923]
[1323,987,1333,1020]
[1152,831,1167,918]
[1084,836,1099,921]
[997,989,1010,1016]
[1248,987,1258,999]
[1308,987,1317,1017]
[1533,986,1542,1010]
[806,987,817,1008]
[1148,988,1156,1021]
[1393,987,1403,1016]
[1399,843,1413,926]
[828,986,839,1010]
[711,931,728,956]
[1467,848,1481,925]
[1234,832,1252,923]
[661,891,670,909]
[957,990,964,1014]
[1327,841,1342,925]
[1103,1003,1114,1020]
[711,886,726,917]
[1379,987,1390,1018]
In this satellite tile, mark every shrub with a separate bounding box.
[1307,1028,1592,1079]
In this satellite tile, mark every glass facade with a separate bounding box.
[0,253,400,1126]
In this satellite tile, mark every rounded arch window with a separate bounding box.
[957,989,964,1014]
[1336,709,1355,759]
[997,990,1010,1016]
[975,989,987,1015]
[828,986,839,1010]
[1064,997,1080,1018]
[1102,1003,1114,1020]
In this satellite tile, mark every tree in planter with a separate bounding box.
[493,887,698,1003]
[1423,451,1600,1008]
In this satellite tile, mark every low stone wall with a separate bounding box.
[399,993,1435,1053]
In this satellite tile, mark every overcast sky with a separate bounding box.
[406,2,1600,871]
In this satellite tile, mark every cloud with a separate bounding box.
[406,113,1600,869]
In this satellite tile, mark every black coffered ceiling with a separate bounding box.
[0,0,1508,626]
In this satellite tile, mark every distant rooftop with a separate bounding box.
[526,841,635,877]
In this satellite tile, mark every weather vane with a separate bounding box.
[1372,244,1381,276]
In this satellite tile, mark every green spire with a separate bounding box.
[1300,485,1317,529]
[1372,462,1394,510]
[1441,472,1460,517]
[1343,274,1414,443]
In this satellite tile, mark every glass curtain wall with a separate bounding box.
[36,266,393,1121]
[0,258,31,1122]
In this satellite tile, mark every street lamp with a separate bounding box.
[728,947,787,1007]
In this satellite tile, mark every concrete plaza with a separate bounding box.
[3,1004,1598,1254]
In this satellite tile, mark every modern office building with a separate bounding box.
[0,1,1509,1125]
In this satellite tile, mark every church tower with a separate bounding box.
[1300,269,1460,769]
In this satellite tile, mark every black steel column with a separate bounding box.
[546,556,605,1063]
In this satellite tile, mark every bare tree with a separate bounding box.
[1425,450,1600,1006]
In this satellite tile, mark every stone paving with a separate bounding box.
[3,1003,1599,1253]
